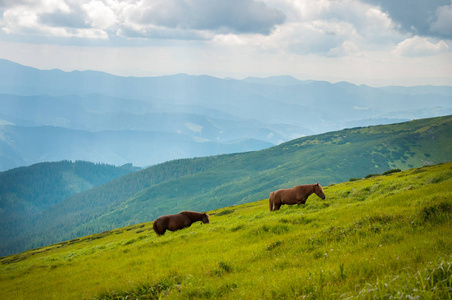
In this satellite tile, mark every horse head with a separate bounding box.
[202,213,210,224]
[315,183,326,199]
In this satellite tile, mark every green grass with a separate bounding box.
[1,162,452,299]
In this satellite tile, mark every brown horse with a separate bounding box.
[269,183,326,211]
[153,211,209,235]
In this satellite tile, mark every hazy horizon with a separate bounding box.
[0,0,451,87]
[3,58,452,89]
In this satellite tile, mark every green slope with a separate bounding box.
[1,162,451,299]
[77,115,452,228]
[4,115,452,255]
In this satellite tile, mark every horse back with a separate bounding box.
[167,213,192,231]
[274,187,298,204]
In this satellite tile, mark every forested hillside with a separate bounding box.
[2,115,451,256]
[0,161,139,255]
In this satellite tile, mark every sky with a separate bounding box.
[0,0,451,86]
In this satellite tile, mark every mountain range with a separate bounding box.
[1,59,452,171]
[1,115,451,255]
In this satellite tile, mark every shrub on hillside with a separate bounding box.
[365,173,380,179]
[383,169,401,175]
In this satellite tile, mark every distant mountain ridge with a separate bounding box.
[0,124,274,171]
[0,59,452,170]
[1,59,451,170]
[242,75,309,86]
[1,115,451,255]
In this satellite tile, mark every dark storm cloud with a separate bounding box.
[362,0,452,39]
[135,0,286,35]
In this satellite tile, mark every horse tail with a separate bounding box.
[269,192,274,211]
[153,221,159,235]
[153,220,163,236]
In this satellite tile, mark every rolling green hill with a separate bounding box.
[2,115,452,256]
[1,162,451,299]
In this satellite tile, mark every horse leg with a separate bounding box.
[297,195,308,205]
[182,217,192,229]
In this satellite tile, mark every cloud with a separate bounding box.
[251,0,400,57]
[266,0,451,57]
[0,0,450,61]
[276,21,354,56]
[0,0,285,41]
[431,3,452,36]
[0,0,109,39]
[394,36,449,57]
[117,25,212,40]
[122,0,285,37]
[39,11,88,29]
[0,0,37,8]
[362,0,452,39]
[82,0,116,29]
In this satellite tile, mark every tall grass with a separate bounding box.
[1,163,451,299]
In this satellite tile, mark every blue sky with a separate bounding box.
[0,0,451,86]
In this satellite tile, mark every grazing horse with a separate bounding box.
[269,183,326,211]
[153,211,209,235]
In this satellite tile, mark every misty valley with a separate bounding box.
[1,59,452,171]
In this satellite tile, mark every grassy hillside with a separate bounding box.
[3,115,452,255]
[1,162,451,299]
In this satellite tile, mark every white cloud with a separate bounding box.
[431,3,452,36]
[73,28,108,39]
[118,0,285,39]
[82,0,117,29]
[236,0,401,57]
[0,0,427,52]
[0,0,286,41]
[2,7,38,32]
[273,21,354,56]
[394,36,449,57]
[185,122,203,133]
[327,40,361,57]
[1,1,109,39]
[361,0,452,39]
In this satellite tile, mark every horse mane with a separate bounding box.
[294,184,315,192]
[180,211,206,219]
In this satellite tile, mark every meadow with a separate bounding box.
[1,162,451,299]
